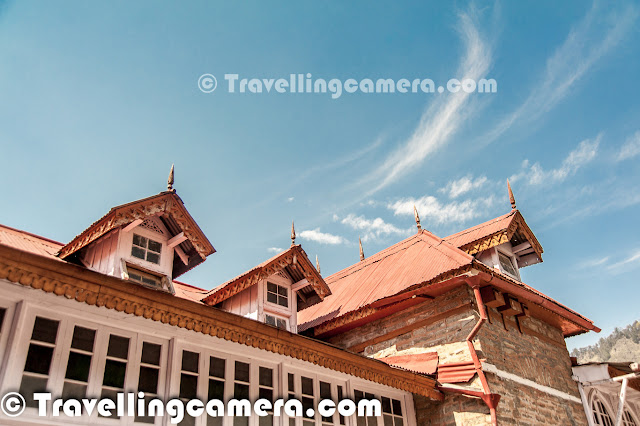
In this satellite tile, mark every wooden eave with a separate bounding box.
[459,210,543,260]
[56,192,215,277]
[202,245,331,310]
[0,244,441,401]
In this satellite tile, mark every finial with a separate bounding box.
[167,164,175,192]
[316,255,321,274]
[291,221,296,247]
[414,205,422,231]
[507,179,516,210]
[359,237,365,261]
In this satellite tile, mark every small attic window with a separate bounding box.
[132,234,162,264]
[127,266,162,288]
[266,282,288,308]
[265,314,288,330]
[498,251,519,278]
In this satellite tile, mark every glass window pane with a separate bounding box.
[182,351,199,373]
[209,357,225,379]
[148,240,162,253]
[107,335,129,360]
[267,283,277,293]
[394,418,404,426]
[382,397,392,414]
[208,379,224,400]
[131,246,146,259]
[235,361,250,383]
[71,326,95,352]
[141,342,161,366]
[392,399,402,416]
[0,308,6,331]
[146,252,160,264]
[266,292,278,304]
[234,383,249,400]
[138,366,159,393]
[278,296,288,307]
[259,387,273,401]
[62,382,87,400]
[384,415,394,426]
[65,352,92,382]
[288,373,294,392]
[301,377,313,396]
[24,344,54,374]
[20,375,49,408]
[320,382,331,399]
[133,234,146,247]
[103,360,127,388]
[179,373,198,399]
[31,317,59,343]
[278,286,288,296]
[259,367,272,387]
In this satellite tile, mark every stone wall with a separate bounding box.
[325,285,588,425]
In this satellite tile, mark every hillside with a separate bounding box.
[571,320,640,363]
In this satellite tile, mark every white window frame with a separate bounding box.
[495,249,521,280]
[0,299,16,378]
[169,339,281,426]
[589,390,615,426]
[0,302,170,425]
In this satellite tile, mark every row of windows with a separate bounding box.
[0,307,410,426]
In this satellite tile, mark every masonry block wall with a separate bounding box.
[326,285,588,425]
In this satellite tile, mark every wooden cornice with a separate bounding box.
[459,211,543,259]
[0,244,440,401]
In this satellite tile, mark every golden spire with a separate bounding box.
[316,255,321,274]
[167,164,175,192]
[414,205,422,231]
[359,237,365,261]
[507,179,516,210]
[290,221,296,247]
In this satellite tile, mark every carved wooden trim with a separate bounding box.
[0,246,441,400]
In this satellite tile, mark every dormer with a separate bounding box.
[201,232,331,334]
[445,182,543,281]
[57,175,215,293]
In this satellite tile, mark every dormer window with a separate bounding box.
[266,282,288,308]
[498,251,519,279]
[131,234,162,265]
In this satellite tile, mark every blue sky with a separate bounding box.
[1,1,639,350]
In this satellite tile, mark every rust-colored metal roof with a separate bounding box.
[298,230,474,330]
[378,352,439,375]
[437,361,477,384]
[0,224,63,259]
[444,210,543,260]
[201,245,331,310]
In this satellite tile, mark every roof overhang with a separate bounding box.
[202,245,331,310]
[57,192,215,278]
[0,243,441,401]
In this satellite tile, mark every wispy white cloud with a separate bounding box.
[439,175,488,198]
[388,194,495,225]
[607,249,640,271]
[362,7,492,193]
[484,2,639,143]
[617,130,640,161]
[299,228,346,245]
[510,135,600,186]
[340,214,412,242]
[579,256,610,269]
[287,197,295,202]
[267,247,284,254]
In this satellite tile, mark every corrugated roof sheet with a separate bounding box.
[378,352,439,375]
[437,361,477,384]
[444,211,515,249]
[0,224,63,259]
[298,230,474,329]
